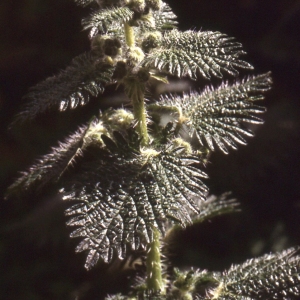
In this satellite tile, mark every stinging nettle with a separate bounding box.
[7,0,300,299]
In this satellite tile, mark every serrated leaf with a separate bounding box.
[138,1,178,32]
[105,290,167,300]
[155,73,272,153]
[154,1,178,30]
[142,29,253,80]
[12,53,114,124]
[164,193,239,243]
[150,73,169,83]
[5,117,109,198]
[208,247,300,300]
[74,0,96,7]
[105,294,128,300]
[5,124,89,198]
[192,192,240,223]
[82,7,133,38]
[75,0,124,8]
[61,131,208,270]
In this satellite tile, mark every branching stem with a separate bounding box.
[146,227,164,292]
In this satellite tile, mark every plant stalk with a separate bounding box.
[124,22,149,145]
[125,22,162,292]
[131,82,149,146]
[146,227,164,292]
[124,22,135,47]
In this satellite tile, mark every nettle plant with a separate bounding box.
[6,0,300,299]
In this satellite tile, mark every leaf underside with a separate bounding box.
[13,53,114,124]
[61,131,208,269]
[155,72,272,153]
[142,29,253,80]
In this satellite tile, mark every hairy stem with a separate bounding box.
[146,227,164,292]
[124,22,149,145]
[124,23,161,292]
[124,22,135,47]
[131,80,149,146]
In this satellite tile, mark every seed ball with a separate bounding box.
[141,32,162,52]
[102,38,122,57]
[145,0,161,11]
[128,46,145,62]
[137,68,150,82]
[91,35,105,52]
[112,61,127,79]
[130,0,145,13]
[113,38,122,48]
[104,46,119,57]
[142,6,150,15]
[128,10,143,26]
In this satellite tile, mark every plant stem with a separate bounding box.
[131,81,149,146]
[146,227,164,292]
[124,22,149,145]
[125,22,162,293]
[124,22,135,47]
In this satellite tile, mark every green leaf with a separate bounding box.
[105,290,167,300]
[5,116,113,198]
[61,130,208,269]
[155,72,272,154]
[154,1,178,30]
[82,7,134,38]
[105,295,128,300]
[150,73,169,83]
[192,192,240,223]
[13,53,114,124]
[164,193,239,246]
[74,0,96,7]
[5,124,89,198]
[137,1,178,32]
[208,247,300,300]
[75,0,124,7]
[142,29,253,80]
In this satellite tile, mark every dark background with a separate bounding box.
[1,0,300,299]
